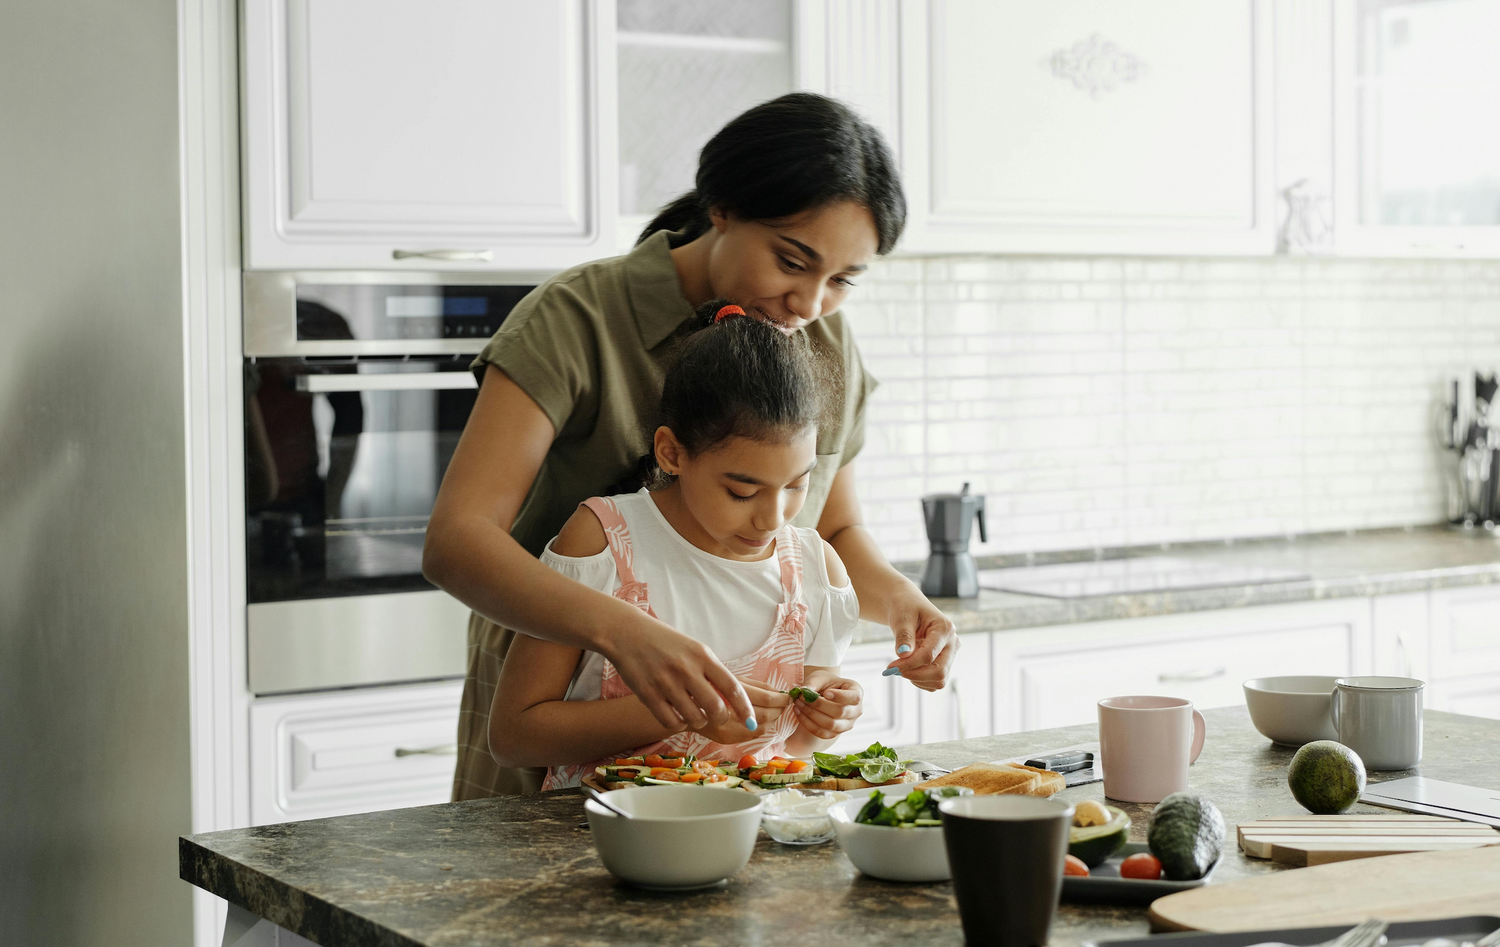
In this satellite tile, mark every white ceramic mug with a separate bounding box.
[1098,696,1207,803]
[1332,676,1424,771]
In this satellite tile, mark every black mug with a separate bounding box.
[939,796,1074,947]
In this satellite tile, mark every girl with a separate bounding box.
[426,92,958,799]
[488,302,863,784]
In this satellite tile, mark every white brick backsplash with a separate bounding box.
[845,254,1490,561]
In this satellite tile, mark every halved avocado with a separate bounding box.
[1068,806,1130,868]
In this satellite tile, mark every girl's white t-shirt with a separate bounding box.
[539,489,861,701]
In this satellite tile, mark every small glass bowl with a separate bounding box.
[759,788,850,845]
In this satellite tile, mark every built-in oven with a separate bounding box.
[242,272,539,694]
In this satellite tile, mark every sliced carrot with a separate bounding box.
[678,772,704,783]
[767,759,790,771]
[785,760,809,774]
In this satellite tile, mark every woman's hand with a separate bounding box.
[883,589,959,693]
[690,677,789,745]
[605,626,759,732]
[791,670,864,740]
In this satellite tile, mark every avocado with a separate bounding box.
[1287,740,1366,814]
[1068,805,1130,867]
[1147,793,1225,880]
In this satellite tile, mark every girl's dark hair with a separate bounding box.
[611,301,831,494]
[637,92,906,255]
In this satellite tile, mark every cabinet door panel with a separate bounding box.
[1429,586,1500,680]
[991,602,1369,734]
[288,0,584,229]
[1429,675,1500,721]
[243,0,612,269]
[903,0,1274,255]
[250,681,461,825]
[828,640,921,753]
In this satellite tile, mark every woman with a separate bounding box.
[424,93,959,799]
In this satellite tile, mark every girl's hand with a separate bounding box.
[691,677,789,745]
[791,672,863,741]
[884,589,960,693]
[605,626,758,731]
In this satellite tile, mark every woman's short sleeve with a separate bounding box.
[538,536,618,595]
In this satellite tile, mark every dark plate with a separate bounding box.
[1086,915,1500,947]
[1062,842,1218,906]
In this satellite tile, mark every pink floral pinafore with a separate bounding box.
[542,496,809,790]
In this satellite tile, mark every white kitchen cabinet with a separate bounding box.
[1429,674,1500,720]
[1426,586,1500,682]
[915,630,994,745]
[991,599,1372,733]
[1333,0,1500,257]
[828,637,921,753]
[242,0,617,271]
[896,0,1276,256]
[249,680,462,825]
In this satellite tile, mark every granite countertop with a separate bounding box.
[850,525,1500,644]
[180,708,1500,947]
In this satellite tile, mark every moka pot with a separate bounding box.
[919,482,987,598]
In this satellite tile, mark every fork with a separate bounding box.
[1250,918,1389,947]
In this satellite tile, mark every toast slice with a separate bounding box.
[914,762,1063,797]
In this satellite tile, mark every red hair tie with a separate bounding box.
[714,304,746,324]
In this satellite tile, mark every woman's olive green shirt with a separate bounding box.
[452,230,877,800]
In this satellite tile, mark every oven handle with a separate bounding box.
[296,372,478,393]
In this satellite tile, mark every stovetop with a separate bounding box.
[977,555,1309,599]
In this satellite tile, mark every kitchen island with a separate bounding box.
[182,708,1500,947]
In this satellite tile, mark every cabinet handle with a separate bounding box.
[1158,668,1226,683]
[392,248,493,263]
[394,744,458,758]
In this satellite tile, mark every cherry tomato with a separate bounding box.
[650,770,680,782]
[615,768,639,779]
[678,772,704,783]
[747,768,769,782]
[1119,853,1163,880]
[643,754,666,768]
[659,757,685,769]
[1063,854,1090,877]
[738,754,759,770]
[785,760,809,774]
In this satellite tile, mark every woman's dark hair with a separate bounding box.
[638,92,906,255]
[611,301,832,494]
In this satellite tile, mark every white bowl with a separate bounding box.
[584,787,762,890]
[1244,675,1341,746]
[760,788,850,845]
[829,793,966,882]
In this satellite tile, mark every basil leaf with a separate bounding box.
[858,758,905,783]
[813,752,858,777]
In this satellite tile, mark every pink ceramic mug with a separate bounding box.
[1097,696,1207,803]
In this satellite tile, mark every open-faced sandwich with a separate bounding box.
[913,761,1064,797]
[584,742,924,793]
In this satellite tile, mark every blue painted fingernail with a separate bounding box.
[882,667,902,677]
[745,717,758,731]
[897,645,913,655]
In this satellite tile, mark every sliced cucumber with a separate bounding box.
[758,770,816,785]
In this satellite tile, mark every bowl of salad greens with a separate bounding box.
[828,786,973,882]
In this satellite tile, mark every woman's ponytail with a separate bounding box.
[637,191,711,246]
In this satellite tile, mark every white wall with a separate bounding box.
[0,1,194,945]
[852,256,1497,562]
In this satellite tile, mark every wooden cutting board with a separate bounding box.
[1238,814,1500,866]
[1149,845,1500,932]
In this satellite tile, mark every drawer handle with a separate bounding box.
[394,744,458,758]
[392,248,493,263]
[1158,668,1226,683]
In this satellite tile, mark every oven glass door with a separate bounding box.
[245,358,477,603]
